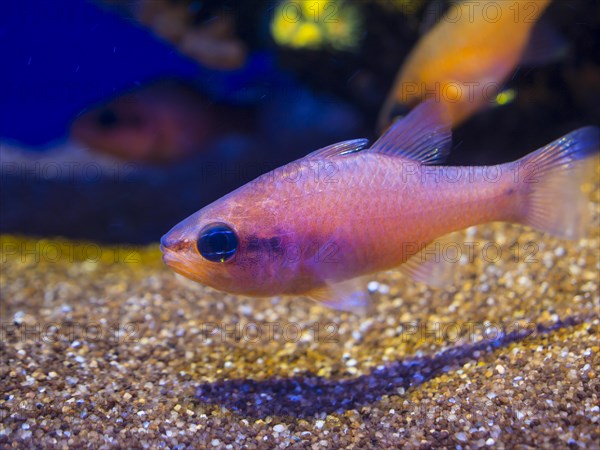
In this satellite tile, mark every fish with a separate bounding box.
[160,101,599,313]
[378,0,563,130]
[71,81,246,164]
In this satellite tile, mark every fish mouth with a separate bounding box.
[160,245,182,269]
[160,235,201,282]
[161,250,202,283]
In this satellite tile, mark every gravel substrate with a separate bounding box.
[1,178,598,448]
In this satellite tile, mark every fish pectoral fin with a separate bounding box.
[305,138,370,159]
[399,235,462,288]
[306,277,372,315]
[520,18,567,67]
[370,100,452,165]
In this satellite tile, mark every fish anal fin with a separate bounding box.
[306,277,372,315]
[399,235,463,288]
[370,100,452,165]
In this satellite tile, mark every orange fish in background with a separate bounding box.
[71,81,245,164]
[378,0,560,130]
[161,101,598,313]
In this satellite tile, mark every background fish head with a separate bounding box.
[72,95,160,162]
[71,82,215,164]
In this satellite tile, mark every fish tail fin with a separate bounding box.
[515,126,599,240]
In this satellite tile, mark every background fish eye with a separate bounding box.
[97,108,120,129]
[197,223,239,263]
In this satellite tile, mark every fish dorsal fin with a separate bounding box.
[305,138,370,159]
[370,101,452,165]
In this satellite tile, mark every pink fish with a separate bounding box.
[161,102,598,312]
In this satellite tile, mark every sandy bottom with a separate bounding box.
[1,183,598,448]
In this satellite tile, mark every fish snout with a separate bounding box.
[159,232,173,253]
[160,232,193,272]
[160,232,188,255]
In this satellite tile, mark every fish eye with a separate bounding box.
[197,223,238,263]
[98,109,119,128]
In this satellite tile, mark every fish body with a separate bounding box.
[161,102,598,311]
[379,0,554,129]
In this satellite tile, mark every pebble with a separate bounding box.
[455,432,468,442]
[273,424,286,433]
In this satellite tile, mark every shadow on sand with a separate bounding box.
[195,316,594,419]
